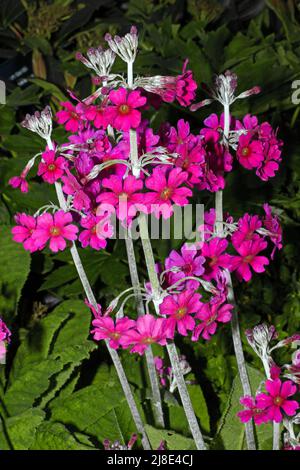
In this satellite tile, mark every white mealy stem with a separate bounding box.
[214,102,256,450]
[138,213,206,450]
[46,132,150,449]
[127,61,140,178]
[125,232,165,428]
[125,60,164,425]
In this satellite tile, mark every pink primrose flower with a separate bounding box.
[32,210,78,252]
[106,88,147,131]
[12,213,40,252]
[38,150,66,184]
[230,238,269,282]
[91,316,136,349]
[122,314,167,355]
[256,379,299,423]
[159,290,201,338]
[145,167,192,219]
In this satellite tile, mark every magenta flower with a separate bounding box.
[0,319,11,343]
[165,243,205,290]
[200,113,225,142]
[79,214,113,250]
[32,210,79,252]
[61,170,91,211]
[237,134,264,170]
[230,238,269,282]
[122,315,167,355]
[56,101,83,132]
[37,150,66,184]
[167,119,193,152]
[85,299,102,319]
[175,140,205,185]
[256,123,283,181]
[107,88,147,131]
[96,175,146,222]
[0,318,11,363]
[145,167,192,219]
[12,213,40,252]
[231,213,262,248]
[256,379,299,423]
[256,141,282,181]
[91,316,136,349]
[68,128,110,154]
[85,103,110,129]
[173,60,197,107]
[197,138,233,193]
[236,114,259,132]
[263,203,282,259]
[201,238,232,280]
[237,396,271,425]
[192,299,233,341]
[160,290,201,338]
[9,175,28,193]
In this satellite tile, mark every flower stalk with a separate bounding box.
[125,231,165,428]
[214,99,256,450]
[138,213,206,450]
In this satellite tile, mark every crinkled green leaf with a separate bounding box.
[0,408,45,450]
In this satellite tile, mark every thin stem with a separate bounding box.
[224,270,256,450]
[273,423,281,451]
[126,61,140,178]
[130,130,140,177]
[53,181,151,450]
[138,213,206,450]
[215,191,256,450]
[127,61,133,88]
[214,99,256,450]
[166,342,206,450]
[125,232,165,428]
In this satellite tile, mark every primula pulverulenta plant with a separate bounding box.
[9,25,284,450]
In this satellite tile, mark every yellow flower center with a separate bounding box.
[50,226,61,236]
[110,332,121,340]
[175,307,187,319]
[119,104,130,115]
[160,187,173,200]
[274,396,283,406]
[142,337,154,345]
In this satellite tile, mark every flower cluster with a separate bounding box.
[238,324,300,450]
[9,28,283,378]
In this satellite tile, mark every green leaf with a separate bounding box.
[49,382,130,444]
[30,422,94,450]
[0,106,15,134]
[145,425,197,450]
[5,300,96,414]
[6,85,42,107]
[0,225,31,317]
[30,78,68,102]
[187,376,210,434]
[0,409,45,450]
[165,375,210,436]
